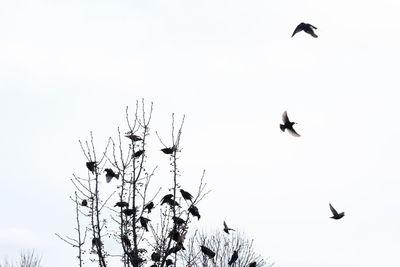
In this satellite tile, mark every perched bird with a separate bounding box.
[125,132,142,142]
[292,22,318,38]
[143,202,154,213]
[249,262,257,267]
[139,216,151,231]
[150,264,157,267]
[168,199,180,207]
[223,221,235,234]
[188,205,201,220]
[133,150,145,158]
[280,111,301,137]
[169,229,180,242]
[172,216,185,226]
[104,168,119,183]
[161,146,176,155]
[92,237,102,249]
[329,203,345,220]
[228,250,239,265]
[86,161,97,174]
[122,208,136,216]
[180,189,193,201]
[122,234,131,247]
[160,194,173,205]
[200,245,216,259]
[114,201,129,208]
[168,243,185,254]
[166,259,174,266]
[151,252,161,262]
[81,199,88,207]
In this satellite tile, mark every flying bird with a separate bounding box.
[180,189,193,201]
[133,150,145,158]
[161,146,176,155]
[104,168,119,183]
[115,201,129,208]
[223,221,235,234]
[200,245,216,259]
[86,161,97,174]
[280,111,301,137]
[81,199,88,207]
[122,208,136,216]
[160,194,173,205]
[228,250,239,265]
[188,205,201,220]
[329,203,345,220]
[249,262,257,267]
[139,216,151,231]
[144,202,154,213]
[125,132,142,142]
[292,22,318,38]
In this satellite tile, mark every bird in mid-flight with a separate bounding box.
[280,111,301,137]
[292,22,318,38]
[223,221,235,234]
[329,203,345,220]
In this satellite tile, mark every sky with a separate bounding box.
[1,0,400,266]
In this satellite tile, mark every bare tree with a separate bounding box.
[180,230,274,267]
[0,251,42,267]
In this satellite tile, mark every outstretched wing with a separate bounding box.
[329,203,339,217]
[223,221,228,229]
[309,24,318,30]
[287,128,301,137]
[282,111,290,124]
[291,23,304,37]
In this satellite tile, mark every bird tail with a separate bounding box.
[280,124,286,132]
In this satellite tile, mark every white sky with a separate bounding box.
[1,0,400,266]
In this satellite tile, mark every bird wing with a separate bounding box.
[223,221,228,229]
[329,203,339,216]
[287,128,301,137]
[282,111,290,124]
[310,24,318,29]
[291,24,303,37]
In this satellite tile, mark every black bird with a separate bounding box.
[161,146,176,155]
[172,216,185,226]
[166,259,173,267]
[122,208,136,216]
[125,132,142,142]
[200,245,216,259]
[292,22,318,38]
[139,216,151,231]
[329,203,345,220]
[114,201,129,208]
[169,229,180,242]
[188,205,201,220]
[144,202,154,213]
[92,237,102,249]
[104,168,119,183]
[249,262,257,267]
[151,252,161,262]
[168,243,185,254]
[122,234,131,247]
[180,189,193,201]
[150,264,157,267]
[228,250,239,265]
[168,199,180,207]
[133,150,145,158]
[81,199,88,206]
[160,194,173,205]
[223,221,235,234]
[86,161,97,174]
[280,111,301,137]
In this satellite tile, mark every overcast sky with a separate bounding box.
[1,1,400,266]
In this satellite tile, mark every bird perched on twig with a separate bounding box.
[122,234,131,248]
[81,199,88,207]
[151,252,161,262]
[125,132,142,142]
[168,243,185,254]
[280,111,301,137]
[249,262,257,267]
[329,203,345,220]
[104,168,119,183]
[160,194,173,205]
[139,216,151,231]
[172,216,185,226]
[133,150,145,158]
[166,259,174,266]
[228,250,239,265]
[200,245,216,259]
[292,22,318,38]
[161,146,176,155]
[115,201,129,208]
[168,199,180,207]
[144,202,154,213]
[92,237,102,249]
[188,205,201,220]
[180,189,193,201]
[122,208,136,216]
[86,161,97,174]
[223,221,235,234]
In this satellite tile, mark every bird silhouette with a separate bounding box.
[139,216,151,231]
[200,245,216,259]
[169,229,180,242]
[188,205,201,220]
[180,189,193,201]
[81,199,88,206]
[133,150,145,158]
[292,22,318,38]
[329,203,345,220]
[160,194,173,205]
[86,161,97,174]
[249,262,257,267]
[104,168,119,183]
[280,111,301,137]
[122,208,136,216]
[151,252,161,262]
[166,259,174,266]
[122,234,131,247]
[172,216,185,226]
[223,221,235,234]
[125,132,142,142]
[144,202,154,213]
[91,237,102,249]
[161,147,176,154]
[168,199,180,207]
[228,250,239,265]
[168,243,185,254]
[114,201,129,208]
